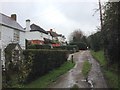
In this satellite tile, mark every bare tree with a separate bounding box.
[69,29,83,43]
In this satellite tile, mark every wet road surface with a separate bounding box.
[48,50,107,88]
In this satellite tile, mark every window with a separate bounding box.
[13,30,19,42]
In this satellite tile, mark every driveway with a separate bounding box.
[48,50,107,88]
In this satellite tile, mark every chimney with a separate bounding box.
[50,29,53,32]
[26,19,30,31]
[11,14,17,21]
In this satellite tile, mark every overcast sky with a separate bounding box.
[0,0,109,41]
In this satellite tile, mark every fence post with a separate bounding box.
[71,55,73,63]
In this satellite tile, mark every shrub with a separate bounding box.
[27,44,51,49]
[23,49,68,83]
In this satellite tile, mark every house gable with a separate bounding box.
[0,13,24,32]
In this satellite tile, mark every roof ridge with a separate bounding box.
[0,13,24,31]
[0,13,14,21]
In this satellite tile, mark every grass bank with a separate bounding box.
[24,60,75,88]
[91,50,119,88]
[91,50,106,67]
[82,60,92,78]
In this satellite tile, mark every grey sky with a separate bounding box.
[0,0,105,41]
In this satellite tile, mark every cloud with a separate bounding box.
[0,1,101,41]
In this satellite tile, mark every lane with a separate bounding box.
[86,51,108,88]
[48,50,108,88]
[48,51,89,88]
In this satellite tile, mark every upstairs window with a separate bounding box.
[13,30,19,43]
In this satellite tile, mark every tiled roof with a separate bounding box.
[30,24,48,34]
[4,43,22,52]
[47,31,58,37]
[0,13,24,31]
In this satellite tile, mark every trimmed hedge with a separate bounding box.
[69,42,87,50]
[23,49,68,83]
[27,44,51,49]
[53,45,79,52]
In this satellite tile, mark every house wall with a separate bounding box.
[0,25,2,49]
[0,25,25,65]
[58,36,63,43]
[1,25,14,49]
[0,25,2,65]
[0,25,14,65]
[26,31,52,43]
[26,31,44,41]
[20,31,25,49]
[52,37,58,41]
[47,33,52,40]
[42,33,52,40]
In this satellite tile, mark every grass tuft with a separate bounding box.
[70,84,79,90]
[82,60,92,78]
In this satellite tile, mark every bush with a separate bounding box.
[87,31,103,52]
[23,49,68,83]
[69,42,87,50]
[27,44,51,49]
[53,45,79,53]
[54,45,78,50]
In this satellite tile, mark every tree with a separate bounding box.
[69,29,88,50]
[69,29,83,43]
[87,31,103,51]
[102,2,119,66]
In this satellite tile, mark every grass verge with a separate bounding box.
[91,50,119,88]
[82,60,92,78]
[70,84,79,90]
[104,70,118,88]
[91,50,106,67]
[24,60,75,88]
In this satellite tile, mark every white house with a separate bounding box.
[47,29,66,45]
[0,13,25,66]
[47,29,58,41]
[57,34,66,45]
[25,20,52,45]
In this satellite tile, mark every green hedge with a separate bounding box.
[53,45,79,52]
[69,42,87,50]
[27,44,51,49]
[23,49,68,83]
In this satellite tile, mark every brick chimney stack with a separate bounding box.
[50,29,53,32]
[11,14,17,21]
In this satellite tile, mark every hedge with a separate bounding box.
[27,44,51,49]
[23,49,68,83]
[69,42,87,50]
[53,45,79,52]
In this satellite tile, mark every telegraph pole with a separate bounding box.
[99,0,103,31]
